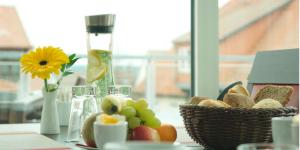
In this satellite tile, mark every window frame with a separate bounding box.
[191,0,219,98]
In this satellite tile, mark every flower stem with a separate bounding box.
[44,79,49,92]
[56,76,63,87]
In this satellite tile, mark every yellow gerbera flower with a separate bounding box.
[20,46,69,80]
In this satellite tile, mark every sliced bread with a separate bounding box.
[254,85,293,106]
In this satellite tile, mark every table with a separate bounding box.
[0,123,204,150]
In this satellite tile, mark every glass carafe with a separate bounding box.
[85,14,116,107]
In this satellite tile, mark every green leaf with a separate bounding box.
[60,64,66,72]
[62,71,74,77]
[69,54,76,61]
[66,57,80,68]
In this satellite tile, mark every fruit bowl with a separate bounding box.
[82,97,176,148]
[179,104,297,150]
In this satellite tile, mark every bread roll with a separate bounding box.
[223,93,254,108]
[228,84,250,96]
[189,96,209,105]
[254,85,293,106]
[217,81,242,100]
[252,98,283,108]
[198,99,231,108]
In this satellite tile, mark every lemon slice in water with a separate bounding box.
[86,50,109,83]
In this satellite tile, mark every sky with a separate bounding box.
[1,0,229,55]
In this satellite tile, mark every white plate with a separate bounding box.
[104,142,190,150]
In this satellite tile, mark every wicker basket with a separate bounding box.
[179,105,297,150]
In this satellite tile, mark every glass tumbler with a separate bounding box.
[66,86,98,142]
[108,85,132,99]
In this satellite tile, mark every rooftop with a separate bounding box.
[173,0,293,44]
[0,6,31,51]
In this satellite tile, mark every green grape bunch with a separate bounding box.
[101,95,161,129]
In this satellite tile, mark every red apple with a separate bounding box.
[130,125,160,142]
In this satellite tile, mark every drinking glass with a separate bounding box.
[66,86,98,142]
[108,85,132,98]
[237,143,298,150]
[271,117,293,145]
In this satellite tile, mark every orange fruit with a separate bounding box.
[156,123,177,142]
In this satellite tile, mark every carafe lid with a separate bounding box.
[85,14,116,33]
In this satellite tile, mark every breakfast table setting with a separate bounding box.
[0,82,298,150]
[0,14,298,150]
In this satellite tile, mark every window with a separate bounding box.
[0,63,19,101]
[0,0,191,125]
[192,0,298,98]
[218,0,298,89]
[177,47,190,73]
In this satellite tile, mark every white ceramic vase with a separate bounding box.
[40,89,60,134]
